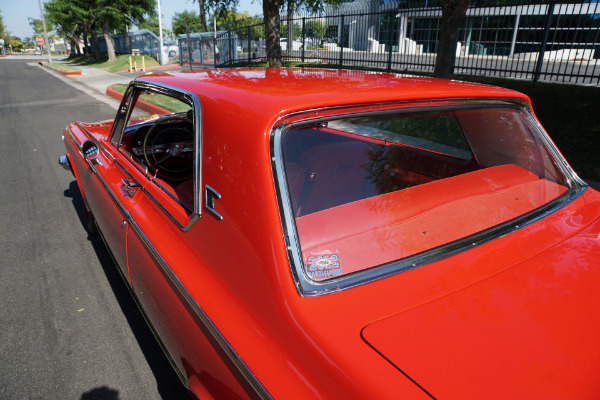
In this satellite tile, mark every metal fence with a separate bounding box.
[178,31,239,67]
[96,29,180,63]
[220,0,600,85]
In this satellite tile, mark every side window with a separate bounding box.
[118,88,196,213]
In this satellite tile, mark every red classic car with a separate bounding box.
[59,68,600,399]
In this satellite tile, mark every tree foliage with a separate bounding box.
[28,18,48,35]
[8,36,25,51]
[193,0,240,32]
[0,10,7,47]
[96,0,156,62]
[45,0,155,61]
[172,10,204,35]
[138,16,163,37]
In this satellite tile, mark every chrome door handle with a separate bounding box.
[121,178,140,197]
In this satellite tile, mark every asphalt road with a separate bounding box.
[0,59,190,399]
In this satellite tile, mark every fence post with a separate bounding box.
[248,26,251,62]
[185,19,193,71]
[213,36,217,66]
[302,17,306,63]
[534,1,556,82]
[228,31,233,65]
[386,11,394,71]
[339,15,344,67]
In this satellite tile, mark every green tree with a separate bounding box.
[305,19,328,40]
[97,0,155,62]
[8,36,25,51]
[280,22,301,40]
[138,15,161,36]
[0,10,7,40]
[28,18,50,35]
[46,0,82,56]
[45,0,103,58]
[193,0,239,33]
[172,10,203,35]
[23,36,35,48]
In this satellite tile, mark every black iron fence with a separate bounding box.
[218,0,600,85]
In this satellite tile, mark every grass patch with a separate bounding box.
[111,84,188,113]
[47,62,81,73]
[139,92,189,112]
[225,61,600,181]
[67,54,160,73]
[111,84,127,93]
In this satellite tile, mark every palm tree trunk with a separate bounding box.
[102,17,116,62]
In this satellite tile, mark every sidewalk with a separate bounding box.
[60,63,136,96]
[36,58,188,110]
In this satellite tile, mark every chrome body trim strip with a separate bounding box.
[270,99,586,296]
[64,88,271,399]
[125,216,272,399]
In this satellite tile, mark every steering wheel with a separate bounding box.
[142,116,194,180]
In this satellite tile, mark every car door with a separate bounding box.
[67,118,140,279]
[116,83,251,396]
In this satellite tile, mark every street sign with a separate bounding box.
[35,36,44,45]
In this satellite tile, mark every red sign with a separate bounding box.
[35,36,44,45]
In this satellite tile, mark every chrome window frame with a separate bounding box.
[109,80,203,231]
[270,99,586,297]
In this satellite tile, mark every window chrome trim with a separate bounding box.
[108,80,203,231]
[270,99,586,297]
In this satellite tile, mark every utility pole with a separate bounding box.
[157,0,165,65]
[37,0,52,63]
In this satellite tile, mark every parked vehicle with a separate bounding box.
[59,68,600,399]
[280,38,303,51]
[163,42,179,58]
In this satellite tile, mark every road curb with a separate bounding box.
[38,61,82,75]
[106,84,171,115]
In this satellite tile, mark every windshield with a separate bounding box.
[279,105,573,285]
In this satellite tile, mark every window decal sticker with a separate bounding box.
[305,251,342,281]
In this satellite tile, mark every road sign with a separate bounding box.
[35,36,44,45]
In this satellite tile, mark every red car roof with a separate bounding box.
[136,67,530,117]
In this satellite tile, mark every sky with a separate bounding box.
[0,0,263,40]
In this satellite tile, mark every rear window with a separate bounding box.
[278,106,572,285]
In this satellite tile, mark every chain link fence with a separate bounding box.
[96,29,180,64]
[178,31,240,67]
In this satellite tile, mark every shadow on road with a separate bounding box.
[64,181,192,399]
